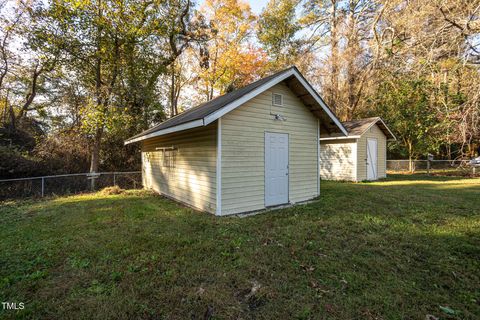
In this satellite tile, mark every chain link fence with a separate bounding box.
[0,171,142,200]
[387,160,478,176]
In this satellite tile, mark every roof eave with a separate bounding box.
[319,135,360,141]
[124,66,348,143]
[201,67,347,136]
[124,119,205,145]
[350,117,397,141]
[376,118,397,141]
[290,68,348,137]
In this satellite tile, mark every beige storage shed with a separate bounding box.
[319,117,396,182]
[125,67,348,216]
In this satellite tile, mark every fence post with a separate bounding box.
[41,177,44,197]
[113,173,116,186]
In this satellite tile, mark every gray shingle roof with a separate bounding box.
[127,67,295,142]
[342,117,381,135]
[335,117,396,140]
[125,66,350,144]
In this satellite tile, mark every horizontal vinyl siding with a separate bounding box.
[320,140,356,181]
[357,124,387,181]
[141,124,217,213]
[220,83,318,215]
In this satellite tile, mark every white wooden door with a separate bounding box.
[367,138,378,180]
[265,132,289,206]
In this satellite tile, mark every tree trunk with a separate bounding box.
[345,0,362,121]
[407,141,414,173]
[346,8,356,120]
[90,127,103,173]
[209,83,214,101]
[170,65,177,117]
[8,103,15,132]
[328,0,339,114]
[90,2,103,174]
[18,65,41,119]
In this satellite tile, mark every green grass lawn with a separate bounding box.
[1,175,479,319]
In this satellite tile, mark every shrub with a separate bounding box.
[100,186,125,195]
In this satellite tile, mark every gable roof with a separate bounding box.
[320,117,396,141]
[125,66,348,145]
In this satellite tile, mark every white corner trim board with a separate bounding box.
[352,141,358,182]
[216,118,222,215]
[317,119,320,196]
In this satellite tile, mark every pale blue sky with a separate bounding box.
[247,0,270,14]
[197,0,270,14]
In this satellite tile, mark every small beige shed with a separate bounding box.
[319,117,396,182]
[125,67,348,215]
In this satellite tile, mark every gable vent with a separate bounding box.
[272,93,283,106]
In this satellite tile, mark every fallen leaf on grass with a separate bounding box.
[300,264,315,272]
[245,280,261,298]
[439,306,456,315]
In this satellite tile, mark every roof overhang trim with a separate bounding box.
[319,136,360,141]
[125,119,204,145]
[125,68,348,145]
[375,118,397,141]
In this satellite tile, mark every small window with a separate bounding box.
[162,149,177,168]
[272,93,283,106]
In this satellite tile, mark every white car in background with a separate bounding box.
[469,156,480,167]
